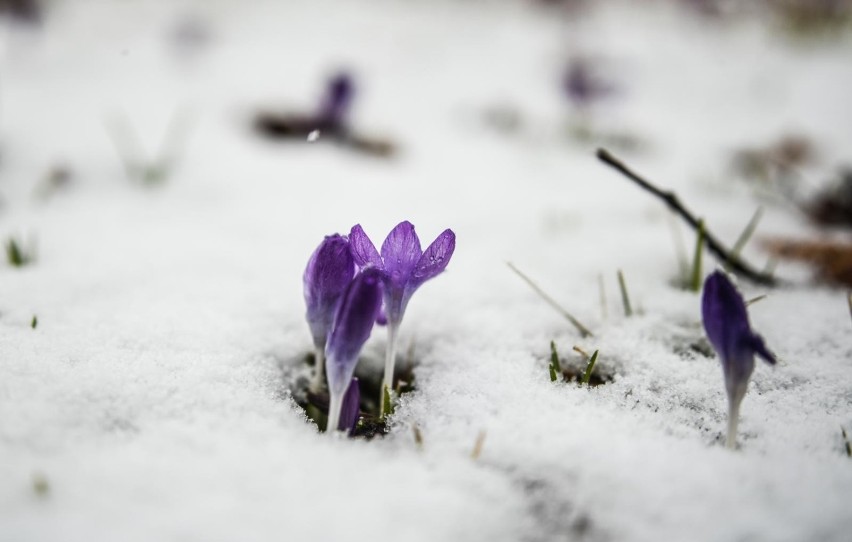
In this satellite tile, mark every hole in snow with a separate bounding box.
[287,349,419,439]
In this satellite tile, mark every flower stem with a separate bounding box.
[310,346,326,392]
[327,392,342,434]
[380,322,399,415]
[726,398,741,450]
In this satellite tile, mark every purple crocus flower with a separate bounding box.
[349,221,455,411]
[317,72,354,130]
[702,270,776,449]
[304,234,355,391]
[325,267,383,434]
[339,377,361,435]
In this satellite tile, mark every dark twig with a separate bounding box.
[596,149,779,286]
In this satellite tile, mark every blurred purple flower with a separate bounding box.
[317,72,355,129]
[325,268,383,433]
[349,221,455,411]
[339,377,361,435]
[702,270,775,449]
[563,58,614,109]
[0,0,42,25]
[304,234,355,390]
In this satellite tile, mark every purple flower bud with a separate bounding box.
[318,72,354,128]
[304,234,355,351]
[701,270,775,448]
[325,268,382,432]
[349,221,455,326]
[339,377,361,435]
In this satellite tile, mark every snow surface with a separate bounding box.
[1,1,851,541]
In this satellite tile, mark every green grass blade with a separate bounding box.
[549,341,561,382]
[730,206,764,261]
[617,269,632,317]
[506,262,594,337]
[690,219,705,292]
[582,350,599,385]
[382,385,394,418]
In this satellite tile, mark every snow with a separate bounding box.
[1,1,852,541]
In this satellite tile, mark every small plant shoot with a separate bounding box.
[6,238,35,267]
[617,269,633,317]
[582,350,599,385]
[549,341,561,382]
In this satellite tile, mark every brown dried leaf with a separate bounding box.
[764,238,852,287]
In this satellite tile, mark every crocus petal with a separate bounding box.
[381,221,422,285]
[304,234,355,348]
[325,267,383,398]
[349,224,383,269]
[304,234,354,298]
[339,377,361,434]
[751,334,776,365]
[412,228,455,286]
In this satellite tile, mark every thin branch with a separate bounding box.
[596,148,780,286]
[507,262,594,337]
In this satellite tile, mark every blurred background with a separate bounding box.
[1,0,851,282]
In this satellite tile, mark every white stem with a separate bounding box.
[310,346,325,392]
[327,392,342,434]
[726,399,741,450]
[380,323,399,414]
